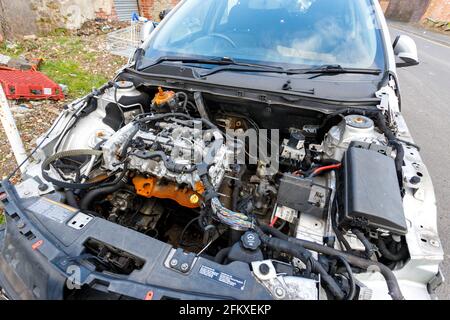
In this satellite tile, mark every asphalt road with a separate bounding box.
[388,22,450,299]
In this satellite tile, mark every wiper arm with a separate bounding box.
[140,55,235,69]
[141,55,283,70]
[197,58,285,77]
[287,64,382,76]
[200,63,381,78]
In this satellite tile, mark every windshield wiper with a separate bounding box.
[140,55,286,77]
[142,56,282,70]
[142,56,236,68]
[200,63,381,78]
[141,57,380,79]
[287,64,382,78]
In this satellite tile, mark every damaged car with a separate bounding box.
[0,0,444,300]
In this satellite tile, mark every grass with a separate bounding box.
[0,210,4,225]
[40,60,108,97]
[0,42,26,58]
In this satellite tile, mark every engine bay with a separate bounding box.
[36,80,413,300]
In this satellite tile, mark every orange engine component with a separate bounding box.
[132,176,203,209]
[152,87,176,106]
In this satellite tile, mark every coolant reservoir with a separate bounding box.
[323,115,382,160]
[152,87,178,113]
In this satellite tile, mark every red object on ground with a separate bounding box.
[0,66,64,101]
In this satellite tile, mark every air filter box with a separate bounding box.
[338,146,407,235]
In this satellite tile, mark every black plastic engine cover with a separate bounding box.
[339,146,407,235]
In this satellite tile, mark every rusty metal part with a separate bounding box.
[133,176,204,208]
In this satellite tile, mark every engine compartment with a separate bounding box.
[37,81,412,300]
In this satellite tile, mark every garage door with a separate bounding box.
[114,0,139,21]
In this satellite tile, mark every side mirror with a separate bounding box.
[393,35,419,67]
[159,8,172,21]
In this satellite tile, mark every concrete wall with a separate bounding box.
[0,0,179,39]
[30,0,116,32]
[0,0,38,38]
[0,0,117,37]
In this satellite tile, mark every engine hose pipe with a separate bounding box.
[175,92,189,113]
[65,190,79,209]
[214,247,232,264]
[259,224,404,300]
[253,226,346,300]
[80,177,128,211]
[377,238,409,262]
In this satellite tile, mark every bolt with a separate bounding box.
[430,239,440,248]
[170,259,178,267]
[189,194,200,205]
[259,263,270,275]
[275,287,285,298]
[180,263,189,272]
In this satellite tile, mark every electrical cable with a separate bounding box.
[333,255,356,300]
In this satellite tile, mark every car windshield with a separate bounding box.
[142,0,385,71]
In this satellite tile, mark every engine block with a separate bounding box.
[102,117,231,191]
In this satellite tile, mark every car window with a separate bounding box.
[144,0,384,70]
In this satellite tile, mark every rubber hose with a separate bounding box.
[80,178,127,211]
[65,190,79,209]
[334,255,356,300]
[260,225,404,300]
[215,247,232,264]
[377,238,409,262]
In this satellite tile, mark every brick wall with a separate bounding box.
[422,0,450,22]
[138,0,180,20]
[385,0,431,22]
[380,0,390,13]
[382,0,449,22]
